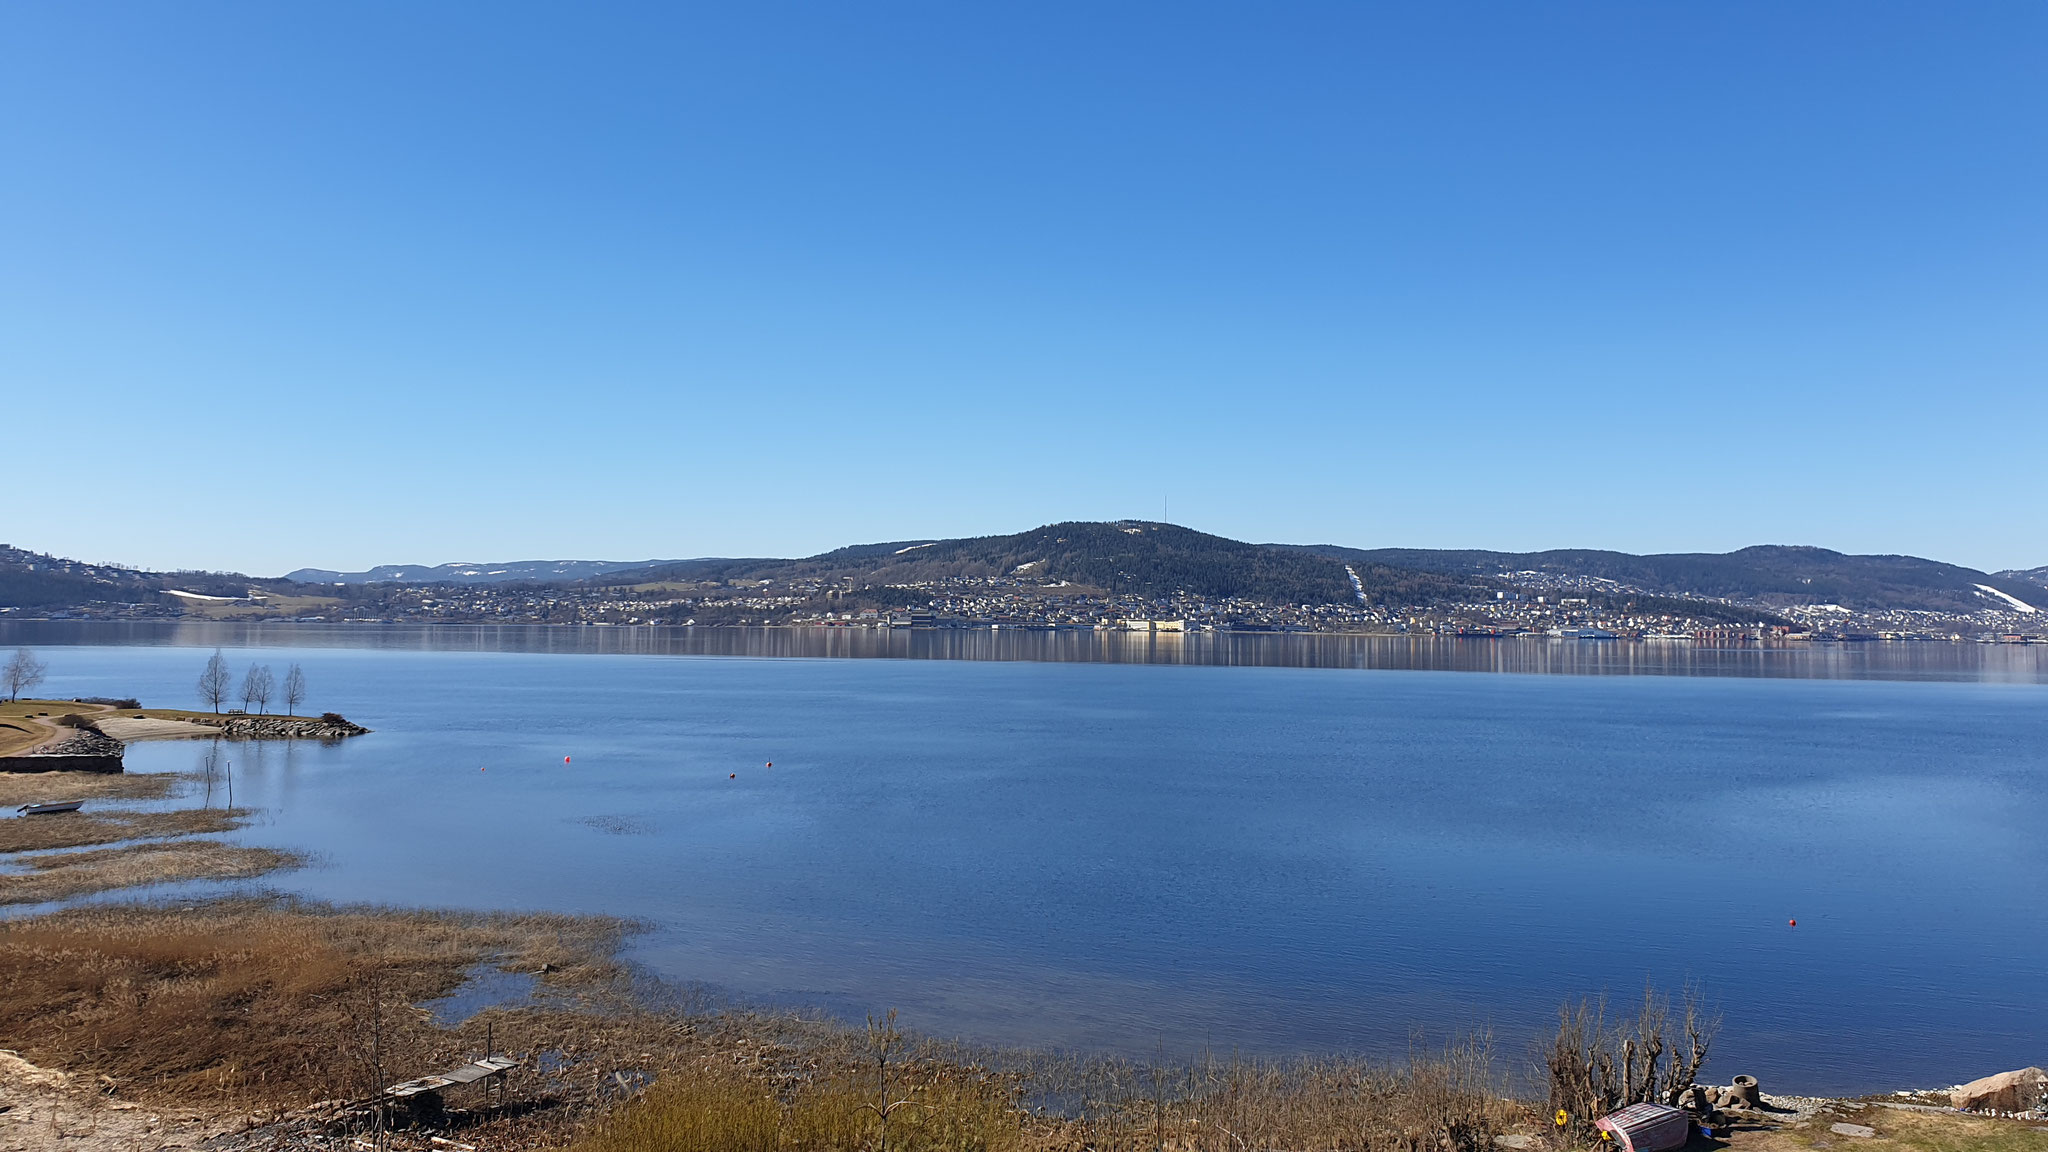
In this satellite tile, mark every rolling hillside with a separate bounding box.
[1998,566,2048,591]
[605,522,1498,606]
[6,530,2042,619]
[284,559,688,585]
[0,546,267,609]
[1281,543,2048,614]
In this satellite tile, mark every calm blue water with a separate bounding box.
[7,625,2045,1094]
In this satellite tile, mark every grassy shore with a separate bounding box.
[0,839,301,905]
[0,762,300,906]
[0,698,332,757]
[0,804,248,853]
[0,697,87,756]
[0,767,180,808]
[0,896,1528,1152]
[1,894,2044,1152]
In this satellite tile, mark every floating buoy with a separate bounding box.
[766,761,773,768]
[729,773,737,779]
[1789,919,1797,927]
[564,756,572,763]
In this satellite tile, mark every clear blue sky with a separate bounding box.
[5,3,2043,576]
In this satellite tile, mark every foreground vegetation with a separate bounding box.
[1,895,2043,1152]
[0,898,623,1109]
[578,1030,1518,1152]
[0,896,1527,1151]
[0,764,301,906]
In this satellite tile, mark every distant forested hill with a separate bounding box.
[1998,565,2048,591]
[1280,543,2048,614]
[0,546,266,608]
[285,559,688,585]
[10,529,2040,618]
[612,523,1379,604]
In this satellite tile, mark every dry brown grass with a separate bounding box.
[0,699,68,755]
[1727,1103,2048,1152]
[0,898,628,1112]
[0,806,248,852]
[0,769,181,808]
[0,894,1539,1152]
[572,1025,1521,1152]
[0,839,300,905]
[575,1067,1023,1152]
[1000,1040,1522,1152]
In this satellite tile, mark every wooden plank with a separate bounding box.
[381,1056,520,1099]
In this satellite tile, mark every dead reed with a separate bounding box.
[0,894,1569,1151]
[0,806,248,853]
[0,898,629,1111]
[0,769,182,808]
[0,840,302,905]
[574,1066,1023,1152]
[572,1024,1519,1152]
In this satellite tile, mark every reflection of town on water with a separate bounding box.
[3,619,2045,683]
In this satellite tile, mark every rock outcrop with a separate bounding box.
[209,715,372,742]
[1951,1067,2048,1113]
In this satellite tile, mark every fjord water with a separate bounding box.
[11,625,2046,1094]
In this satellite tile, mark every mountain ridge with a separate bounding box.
[284,559,692,585]
[4,530,2044,618]
[1272,542,2047,615]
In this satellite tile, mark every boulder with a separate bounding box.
[1676,1085,1715,1113]
[1951,1067,2048,1113]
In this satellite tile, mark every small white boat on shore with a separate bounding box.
[17,800,84,815]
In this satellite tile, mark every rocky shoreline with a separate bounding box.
[202,714,373,741]
[1,709,372,775]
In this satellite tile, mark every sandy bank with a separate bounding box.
[94,715,225,741]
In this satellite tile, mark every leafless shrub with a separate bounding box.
[1547,985,1718,1138]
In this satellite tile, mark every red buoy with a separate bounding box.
[766,761,773,768]
[1789,919,1797,927]
[729,773,737,779]
[564,756,571,763]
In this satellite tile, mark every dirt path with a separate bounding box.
[0,701,117,757]
[0,1049,236,1152]
[0,714,62,757]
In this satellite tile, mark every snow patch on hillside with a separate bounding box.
[1974,584,2038,614]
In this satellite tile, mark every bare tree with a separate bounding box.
[3,648,47,702]
[1548,985,1719,1137]
[198,649,232,713]
[242,664,275,715]
[282,663,307,716]
[864,1009,914,1152]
